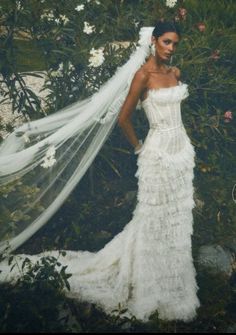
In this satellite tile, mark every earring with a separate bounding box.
[150,43,156,56]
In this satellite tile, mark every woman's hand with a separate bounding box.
[134,139,143,155]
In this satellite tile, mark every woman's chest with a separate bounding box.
[147,71,178,89]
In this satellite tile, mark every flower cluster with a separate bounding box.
[56,15,69,25]
[177,7,187,21]
[40,10,69,25]
[16,0,23,10]
[41,10,54,21]
[175,7,187,22]
[224,111,233,123]
[197,22,206,32]
[41,145,57,168]
[50,70,63,78]
[88,47,105,67]
[83,21,96,34]
[75,4,84,12]
[165,0,178,8]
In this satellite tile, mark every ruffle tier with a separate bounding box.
[0,118,200,323]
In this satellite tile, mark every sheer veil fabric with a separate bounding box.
[0,27,154,255]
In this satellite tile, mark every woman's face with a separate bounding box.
[151,32,180,61]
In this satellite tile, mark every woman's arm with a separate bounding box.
[118,69,147,150]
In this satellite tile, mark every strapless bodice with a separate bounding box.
[141,82,189,132]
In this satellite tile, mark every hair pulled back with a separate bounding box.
[152,20,181,38]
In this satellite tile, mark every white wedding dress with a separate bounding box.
[0,81,201,322]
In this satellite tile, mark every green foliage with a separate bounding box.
[0,252,82,332]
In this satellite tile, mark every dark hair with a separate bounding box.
[152,20,181,39]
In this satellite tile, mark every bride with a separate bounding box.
[0,20,200,322]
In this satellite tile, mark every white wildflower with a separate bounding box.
[95,0,101,4]
[46,145,56,157]
[48,13,55,21]
[59,14,69,24]
[50,70,57,77]
[165,0,178,8]
[41,156,57,168]
[54,62,75,74]
[88,47,105,67]
[22,133,30,143]
[41,145,57,169]
[50,70,63,78]
[40,10,54,21]
[68,62,75,71]
[16,0,23,10]
[83,21,96,34]
[75,4,84,11]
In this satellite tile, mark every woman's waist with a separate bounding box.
[148,123,184,132]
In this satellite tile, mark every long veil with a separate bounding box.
[0,27,154,255]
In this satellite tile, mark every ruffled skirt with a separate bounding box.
[0,128,200,322]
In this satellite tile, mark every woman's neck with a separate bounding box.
[149,55,170,73]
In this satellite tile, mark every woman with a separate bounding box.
[118,22,181,153]
[114,21,200,321]
[0,21,200,322]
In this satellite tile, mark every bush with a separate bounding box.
[0,252,81,332]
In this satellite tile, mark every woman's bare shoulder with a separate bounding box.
[171,66,181,79]
[132,65,149,85]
